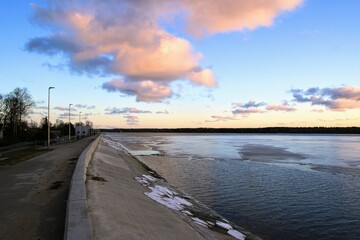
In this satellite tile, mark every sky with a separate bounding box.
[1,0,360,128]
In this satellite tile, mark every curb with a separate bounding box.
[64,135,102,240]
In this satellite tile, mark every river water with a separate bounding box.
[107,133,360,240]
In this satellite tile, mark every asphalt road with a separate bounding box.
[0,137,95,240]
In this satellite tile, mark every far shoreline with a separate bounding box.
[100,127,360,135]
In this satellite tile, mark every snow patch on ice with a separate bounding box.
[144,184,192,211]
[132,165,248,240]
[191,217,208,228]
[103,138,122,150]
[142,174,157,182]
[135,174,159,186]
[228,229,246,240]
[181,210,193,216]
[216,220,233,230]
[135,177,150,186]
[207,221,215,226]
[174,196,192,206]
[150,185,175,198]
[129,150,160,156]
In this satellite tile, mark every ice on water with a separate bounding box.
[104,135,160,156]
[104,134,247,240]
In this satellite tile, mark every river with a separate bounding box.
[107,133,360,240]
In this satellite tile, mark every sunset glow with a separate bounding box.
[1,0,359,128]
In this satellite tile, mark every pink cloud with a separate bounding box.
[292,86,360,110]
[102,78,172,102]
[311,109,325,113]
[179,0,303,36]
[187,68,217,87]
[233,108,265,115]
[26,0,302,102]
[124,115,139,126]
[266,104,296,112]
[326,99,360,111]
[209,115,238,122]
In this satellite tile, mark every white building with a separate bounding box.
[75,125,90,138]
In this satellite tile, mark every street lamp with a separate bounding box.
[79,111,82,139]
[48,87,55,149]
[69,104,73,142]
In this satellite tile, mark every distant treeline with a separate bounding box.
[100,127,360,134]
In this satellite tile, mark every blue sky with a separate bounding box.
[1,0,360,128]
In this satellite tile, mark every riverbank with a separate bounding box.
[84,135,249,239]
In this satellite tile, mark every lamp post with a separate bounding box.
[79,111,82,139]
[69,104,73,142]
[48,87,55,149]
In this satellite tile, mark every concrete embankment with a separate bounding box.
[65,134,237,239]
[65,136,100,240]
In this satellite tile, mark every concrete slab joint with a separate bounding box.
[64,135,101,240]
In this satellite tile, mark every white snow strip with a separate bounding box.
[145,191,183,210]
[227,229,246,240]
[135,174,159,186]
[103,139,122,150]
[135,177,149,186]
[191,217,208,228]
[145,189,181,210]
[150,185,174,198]
[216,220,233,230]
[144,185,192,211]
[174,196,192,206]
[181,210,193,216]
[142,174,157,182]
[207,221,215,226]
[129,150,160,156]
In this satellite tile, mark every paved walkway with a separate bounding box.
[0,137,95,240]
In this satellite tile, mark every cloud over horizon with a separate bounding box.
[291,86,360,110]
[25,0,302,102]
[206,115,238,122]
[105,107,152,115]
[232,100,297,116]
[123,115,139,126]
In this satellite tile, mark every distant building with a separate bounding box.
[75,125,90,138]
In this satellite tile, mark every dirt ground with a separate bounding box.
[0,137,95,240]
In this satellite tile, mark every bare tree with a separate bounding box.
[0,94,4,139]
[3,88,34,138]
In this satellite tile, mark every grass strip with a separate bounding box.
[0,147,51,166]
